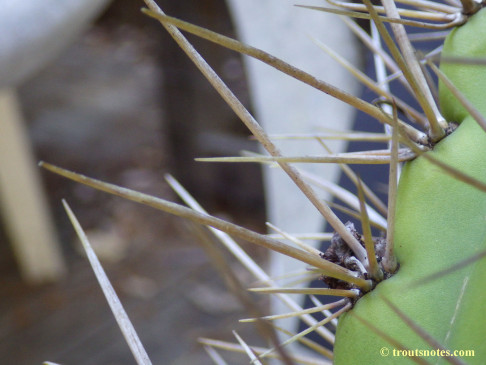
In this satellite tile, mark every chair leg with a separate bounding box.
[0,88,66,283]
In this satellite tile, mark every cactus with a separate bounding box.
[41,0,486,363]
[334,7,486,364]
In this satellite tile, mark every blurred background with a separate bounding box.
[3,0,439,362]
[0,0,268,363]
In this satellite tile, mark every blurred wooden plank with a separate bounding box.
[0,88,65,283]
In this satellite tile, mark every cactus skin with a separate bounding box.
[333,8,486,364]
[439,8,486,124]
